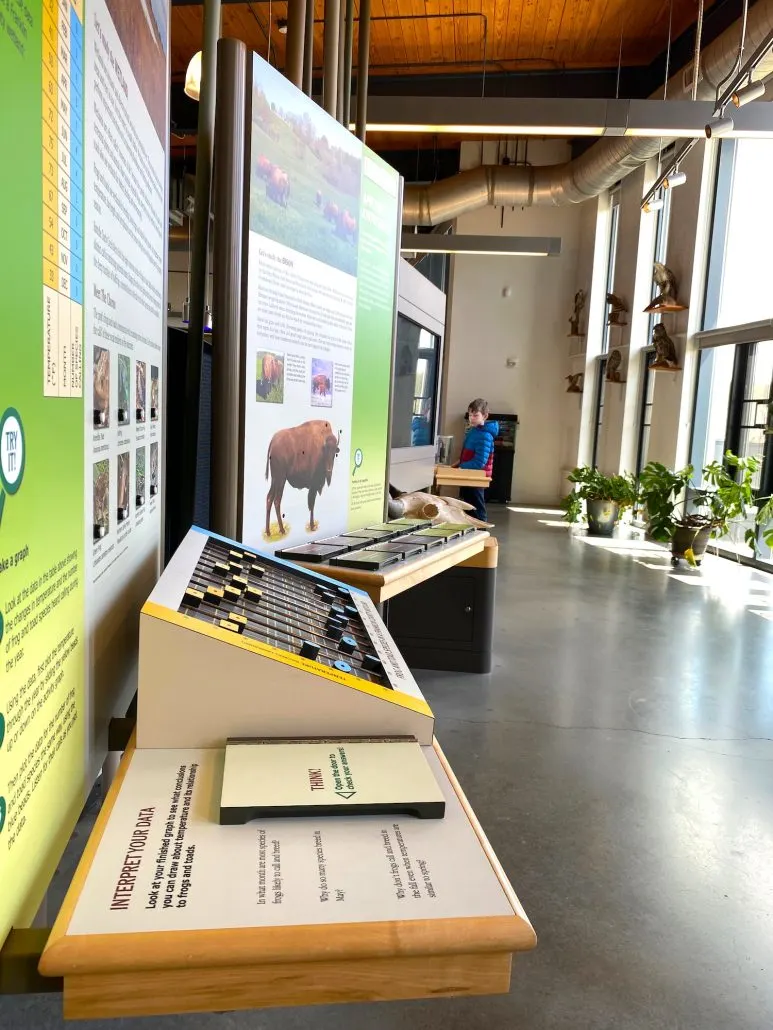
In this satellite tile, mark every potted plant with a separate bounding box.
[638,452,773,566]
[562,466,638,536]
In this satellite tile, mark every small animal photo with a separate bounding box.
[93,459,109,540]
[93,346,110,428]
[136,361,147,422]
[310,358,333,408]
[117,451,130,522]
[118,353,131,425]
[256,351,285,404]
[136,446,146,507]
[150,441,159,496]
[151,365,159,420]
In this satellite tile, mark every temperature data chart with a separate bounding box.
[42,0,84,398]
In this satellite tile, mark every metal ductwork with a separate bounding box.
[403,0,773,223]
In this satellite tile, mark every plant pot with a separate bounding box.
[671,525,712,564]
[587,499,619,536]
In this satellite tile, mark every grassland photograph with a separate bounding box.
[136,447,146,507]
[249,57,362,277]
[117,451,130,521]
[150,441,159,494]
[94,347,110,428]
[118,354,131,424]
[256,351,285,404]
[136,361,147,422]
[93,460,110,539]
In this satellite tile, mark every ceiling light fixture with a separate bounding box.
[400,233,561,257]
[705,113,735,138]
[663,169,687,188]
[732,79,766,106]
[643,196,665,213]
[184,51,202,101]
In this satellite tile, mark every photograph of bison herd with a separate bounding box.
[249,68,362,277]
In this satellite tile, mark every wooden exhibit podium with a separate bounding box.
[39,740,536,1019]
[39,528,534,1017]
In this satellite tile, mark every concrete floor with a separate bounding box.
[4,508,773,1029]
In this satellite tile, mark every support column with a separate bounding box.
[303,0,314,95]
[323,0,340,117]
[286,0,306,88]
[355,0,371,141]
[177,0,221,545]
[337,0,346,121]
[211,39,248,540]
[342,0,354,126]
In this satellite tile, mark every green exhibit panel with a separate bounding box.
[239,54,401,551]
[0,0,169,948]
[137,528,435,750]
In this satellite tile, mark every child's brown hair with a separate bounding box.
[468,398,489,417]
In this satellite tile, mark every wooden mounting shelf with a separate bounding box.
[643,302,688,313]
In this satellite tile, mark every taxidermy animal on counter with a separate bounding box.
[568,289,586,336]
[650,324,681,369]
[645,262,687,312]
[606,349,623,382]
[565,373,584,393]
[607,293,628,325]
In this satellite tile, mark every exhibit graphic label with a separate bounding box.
[0,0,167,948]
[66,747,514,933]
[242,55,399,551]
[0,0,87,946]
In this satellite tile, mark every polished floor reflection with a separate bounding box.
[4,508,773,1030]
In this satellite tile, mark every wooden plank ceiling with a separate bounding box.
[171,0,714,81]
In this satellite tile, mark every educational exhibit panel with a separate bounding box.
[241,55,400,552]
[0,0,168,948]
[83,0,167,767]
[137,527,434,749]
[52,745,516,937]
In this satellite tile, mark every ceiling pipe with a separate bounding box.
[402,0,773,223]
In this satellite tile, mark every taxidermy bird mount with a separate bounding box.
[650,324,681,370]
[565,373,584,393]
[606,349,624,382]
[644,262,688,313]
[568,289,586,336]
[607,293,628,326]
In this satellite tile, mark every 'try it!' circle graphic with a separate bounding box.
[0,408,25,496]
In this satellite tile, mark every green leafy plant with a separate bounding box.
[638,452,773,556]
[561,466,638,524]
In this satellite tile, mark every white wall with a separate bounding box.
[443,141,585,505]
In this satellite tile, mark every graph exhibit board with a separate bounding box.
[0,0,168,947]
[241,55,400,552]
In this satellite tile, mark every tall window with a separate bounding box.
[637,188,673,476]
[690,138,773,565]
[600,192,621,355]
[591,357,607,469]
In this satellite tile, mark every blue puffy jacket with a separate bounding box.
[459,421,499,473]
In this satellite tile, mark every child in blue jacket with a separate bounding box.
[454,398,499,522]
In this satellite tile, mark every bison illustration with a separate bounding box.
[265,420,341,536]
[266,166,290,207]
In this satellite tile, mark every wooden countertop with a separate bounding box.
[40,735,535,1019]
[296,532,490,603]
[434,466,492,489]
